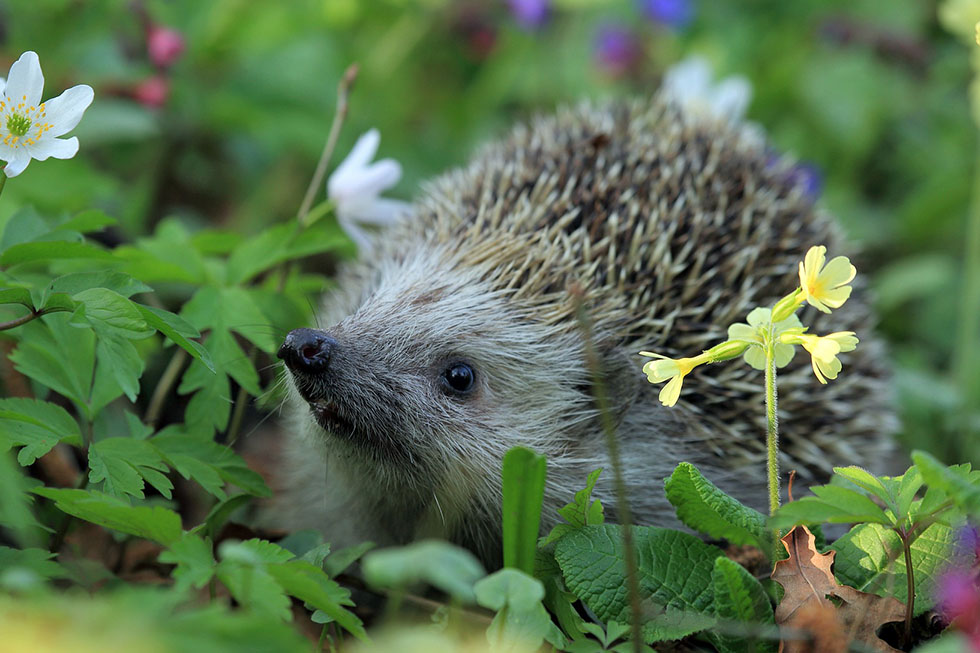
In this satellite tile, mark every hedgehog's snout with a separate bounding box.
[278,328,337,375]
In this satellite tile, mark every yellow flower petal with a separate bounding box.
[658,374,684,407]
[798,245,857,313]
[644,358,681,382]
[820,256,857,287]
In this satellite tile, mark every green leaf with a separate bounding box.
[95,334,145,401]
[475,568,566,651]
[831,521,970,615]
[181,286,278,353]
[0,287,33,308]
[540,468,604,546]
[665,462,773,557]
[0,398,82,465]
[554,525,722,643]
[324,541,376,577]
[151,430,271,499]
[0,546,67,581]
[201,493,252,537]
[32,488,182,545]
[53,209,117,234]
[770,484,894,529]
[1,206,50,249]
[0,445,48,548]
[362,539,486,603]
[72,288,151,337]
[136,304,213,371]
[44,271,151,302]
[895,467,924,519]
[833,466,896,512]
[219,538,295,564]
[225,222,346,285]
[1,240,113,265]
[502,446,547,575]
[179,356,231,435]
[88,438,173,499]
[912,450,980,516]
[216,560,291,621]
[159,534,216,592]
[266,561,367,640]
[710,557,776,653]
[10,314,97,408]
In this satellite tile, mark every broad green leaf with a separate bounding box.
[135,304,213,371]
[32,488,182,545]
[912,451,980,516]
[831,521,970,615]
[10,314,96,408]
[362,539,486,603]
[267,561,367,640]
[181,286,278,353]
[44,271,151,302]
[895,467,924,519]
[324,541,376,577]
[219,538,295,565]
[158,534,216,592]
[72,288,151,337]
[833,466,895,512]
[88,438,172,499]
[554,525,722,643]
[0,287,32,308]
[225,222,346,285]
[209,328,262,395]
[0,398,81,465]
[770,484,893,529]
[151,430,270,498]
[0,546,67,581]
[710,557,776,653]
[178,357,231,434]
[0,445,48,548]
[201,493,252,537]
[475,568,566,651]
[1,207,50,249]
[95,334,144,401]
[665,462,772,557]
[1,240,113,265]
[502,446,547,575]
[52,209,117,234]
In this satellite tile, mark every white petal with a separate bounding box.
[663,57,711,107]
[337,215,375,253]
[44,85,94,136]
[331,159,402,203]
[2,148,33,176]
[328,129,381,194]
[710,76,752,121]
[341,197,411,226]
[5,51,44,108]
[27,136,79,161]
[0,77,5,95]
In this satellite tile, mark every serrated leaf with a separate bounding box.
[912,450,980,516]
[710,557,776,653]
[219,538,295,565]
[770,483,894,530]
[0,398,82,465]
[216,561,291,621]
[831,521,969,615]
[502,446,547,575]
[0,287,32,308]
[72,288,151,337]
[0,546,67,581]
[45,271,151,301]
[95,334,144,401]
[88,438,172,499]
[324,541,376,577]
[151,430,270,498]
[179,357,231,435]
[1,240,113,265]
[665,462,772,557]
[225,222,346,285]
[159,534,216,592]
[834,466,895,512]
[181,286,277,353]
[267,561,367,640]
[10,314,96,408]
[541,468,604,547]
[554,525,722,643]
[202,493,252,537]
[32,487,182,545]
[363,539,486,603]
[136,304,213,371]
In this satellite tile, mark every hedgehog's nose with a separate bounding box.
[278,328,337,374]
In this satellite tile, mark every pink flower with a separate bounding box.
[133,76,169,108]
[147,26,185,68]
[938,568,980,650]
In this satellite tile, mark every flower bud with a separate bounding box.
[147,26,185,68]
[704,339,749,362]
[771,289,802,323]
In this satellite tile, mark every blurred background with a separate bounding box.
[0,0,977,464]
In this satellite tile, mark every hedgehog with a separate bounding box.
[272,94,895,568]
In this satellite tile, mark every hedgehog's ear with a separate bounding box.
[589,348,642,424]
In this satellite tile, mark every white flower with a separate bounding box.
[662,56,752,123]
[0,51,94,177]
[327,129,411,252]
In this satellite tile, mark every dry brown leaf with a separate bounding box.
[772,525,906,653]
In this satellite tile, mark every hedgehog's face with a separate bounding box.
[278,247,595,495]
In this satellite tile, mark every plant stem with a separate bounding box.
[0,171,7,201]
[225,347,258,447]
[955,144,980,454]
[144,348,188,426]
[765,343,780,515]
[573,289,643,653]
[898,529,915,646]
[297,63,358,226]
[0,310,40,331]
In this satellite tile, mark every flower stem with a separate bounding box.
[955,144,980,451]
[765,343,780,515]
[0,171,7,201]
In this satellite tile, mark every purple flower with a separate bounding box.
[594,25,641,77]
[639,0,693,29]
[786,162,823,201]
[507,0,550,30]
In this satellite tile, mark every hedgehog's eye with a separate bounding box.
[441,362,476,396]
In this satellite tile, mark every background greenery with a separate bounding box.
[0,0,976,459]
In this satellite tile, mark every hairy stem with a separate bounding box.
[573,290,642,653]
[765,343,780,515]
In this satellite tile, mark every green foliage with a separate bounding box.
[362,539,486,603]
[710,557,777,653]
[474,568,566,651]
[502,446,547,574]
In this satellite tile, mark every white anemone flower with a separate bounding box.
[663,56,752,123]
[0,51,94,177]
[327,128,411,252]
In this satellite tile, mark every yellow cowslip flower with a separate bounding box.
[727,307,801,370]
[780,331,858,384]
[639,351,711,407]
[798,245,857,313]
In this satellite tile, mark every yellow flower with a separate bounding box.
[798,245,856,313]
[780,331,858,384]
[639,352,710,407]
[727,307,801,370]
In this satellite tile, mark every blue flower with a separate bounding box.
[639,0,693,29]
[507,0,550,30]
[594,25,641,76]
